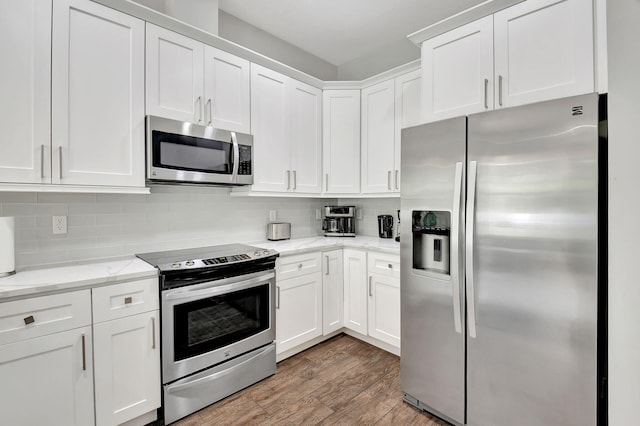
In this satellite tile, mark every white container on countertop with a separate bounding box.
[0,217,15,277]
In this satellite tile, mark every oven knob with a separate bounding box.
[262,250,269,255]
[254,251,262,256]
[171,262,181,269]
[186,260,195,267]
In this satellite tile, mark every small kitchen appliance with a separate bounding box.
[146,115,253,186]
[322,206,356,237]
[377,215,394,238]
[266,222,291,241]
[136,244,278,424]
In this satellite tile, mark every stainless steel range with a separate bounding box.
[136,244,279,425]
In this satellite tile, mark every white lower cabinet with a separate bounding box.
[276,248,400,357]
[0,279,160,426]
[0,291,95,426]
[276,252,323,354]
[367,252,401,348]
[322,250,344,335]
[93,311,160,426]
[0,327,95,425]
[342,249,368,335]
[92,279,161,426]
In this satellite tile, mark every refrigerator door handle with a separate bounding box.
[451,162,463,334]
[466,160,478,338]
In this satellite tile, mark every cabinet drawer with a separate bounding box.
[92,278,159,323]
[276,252,322,280]
[0,290,91,346]
[367,252,400,279]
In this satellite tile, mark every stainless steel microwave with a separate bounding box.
[146,115,253,186]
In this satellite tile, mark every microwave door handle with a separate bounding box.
[230,131,240,183]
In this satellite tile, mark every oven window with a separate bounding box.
[152,130,233,174]
[173,284,270,361]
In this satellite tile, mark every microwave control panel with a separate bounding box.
[238,145,252,175]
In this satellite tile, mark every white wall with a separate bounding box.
[337,39,420,81]
[132,0,219,35]
[607,0,640,424]
[0,189,396,269]
[338,198,400,237]
[218,11,337,81]
[0,188,326,268]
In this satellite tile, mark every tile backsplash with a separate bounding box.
[0,187,400,269]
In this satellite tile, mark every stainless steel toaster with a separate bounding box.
[266,222,291,241]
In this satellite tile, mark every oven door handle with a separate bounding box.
[165,344,274,393]
[165,271,275,301]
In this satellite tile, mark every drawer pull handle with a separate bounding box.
[388,264,393,269]
[81,334,87,371]
[298,264,303,269]
[124,296,133,304]
[23,315,35,325]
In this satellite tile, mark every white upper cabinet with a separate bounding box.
[493,0,594,108]
[52,0,145,187]
[204,46,251,133]
[0,0,51,184]
[146,24,204,124]
[251,64,322,194]
[421,0,595,121]
[290,80,323,193]
[421,16,494,122]
[361,80,396,194]
[322,90,361,194]
[251,64,290,192]
[146,24,251,133]
[394,69,422,192]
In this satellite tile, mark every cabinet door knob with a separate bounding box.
[298,263,303,269]
[23,315,35,325]
[124,296,133,304]
[388,264,393,269]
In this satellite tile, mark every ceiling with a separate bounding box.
[217,0,487,66]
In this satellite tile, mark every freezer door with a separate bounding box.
[400,116,466,425]
[466,93,600,426]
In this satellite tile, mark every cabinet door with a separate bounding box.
[275,272,323,354]
[361,80,396,193]
[322,90,361,194]
[290,80,322,194]
[94,311,161,426]
[421,16,494,122]
[368,273,401,348]
[0,326,94,425]
[0,0,51,184]
[494,0,594,108]
[322,250,344,335]
[146,24,204,124]
[52,0,145,187]
[394,70,422,192]
[203,46,250,133]
[250,64,290,192]
[343,249,368,335]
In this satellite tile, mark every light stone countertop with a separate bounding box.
[0,258,158,302]
[0,236,399,302]
[251,235,400,256]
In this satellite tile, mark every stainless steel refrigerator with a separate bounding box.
[400,93,606,426]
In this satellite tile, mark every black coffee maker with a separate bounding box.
[378,215,394,239]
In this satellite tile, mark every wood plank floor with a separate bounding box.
[173,334,449,425]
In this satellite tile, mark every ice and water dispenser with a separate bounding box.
[412,210,450,275]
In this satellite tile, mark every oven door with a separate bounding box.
[161,270,275,383]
